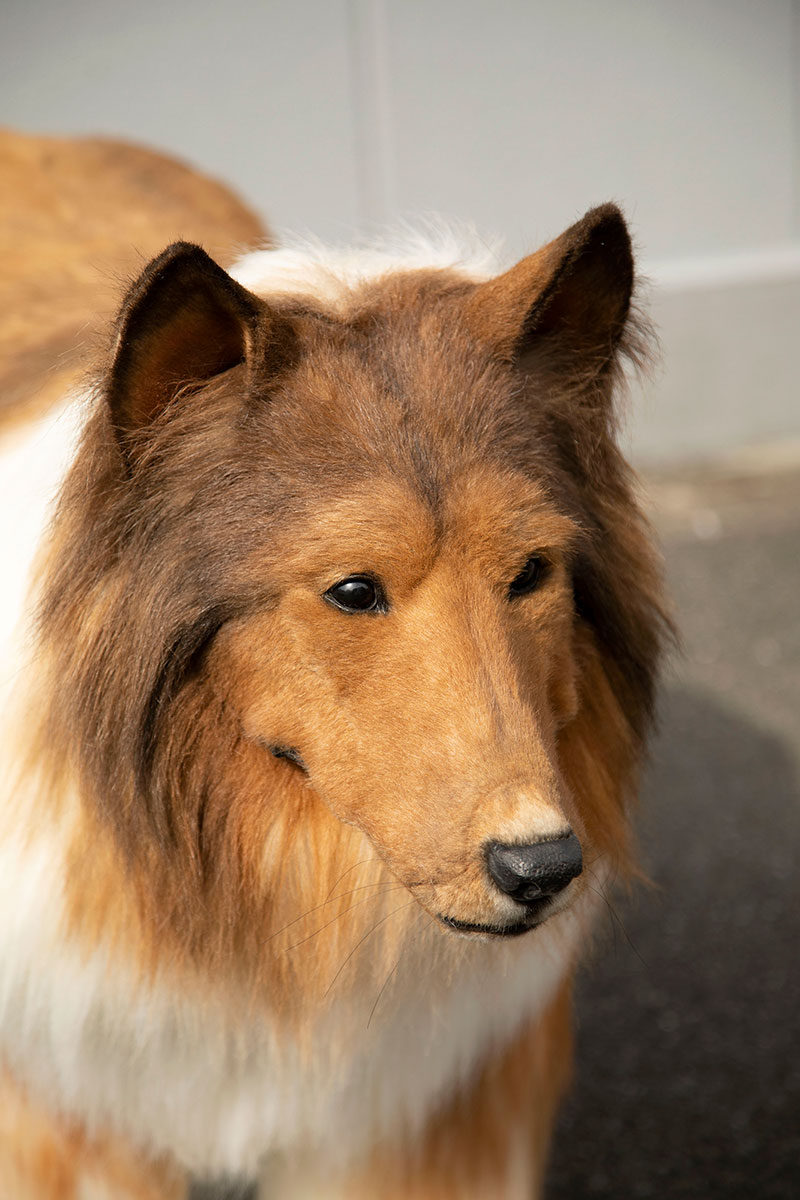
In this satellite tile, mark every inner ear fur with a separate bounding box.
[106,241,266,441]
[466,204,634,372]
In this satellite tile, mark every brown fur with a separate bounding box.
[0,128,267,431]
[6,191,670,1195]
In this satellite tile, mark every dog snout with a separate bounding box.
[485,833,583,904]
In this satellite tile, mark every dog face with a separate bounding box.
[213,462,584,936]
[42,208,665,957]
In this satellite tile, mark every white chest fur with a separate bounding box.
[0,812,594,1179]
[0,399,85,696]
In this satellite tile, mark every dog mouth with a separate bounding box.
[437,898,554,939]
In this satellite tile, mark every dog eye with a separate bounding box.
[324,575,386,614]
[508,555,548,599]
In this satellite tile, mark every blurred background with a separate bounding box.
[3,1,799,1197]
[4,0,800,463]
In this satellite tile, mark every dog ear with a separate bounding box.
[466,204,633,374]
[106,242,269,443]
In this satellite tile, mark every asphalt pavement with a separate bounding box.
[548,463,800,1199]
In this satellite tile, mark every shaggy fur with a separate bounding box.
[0,203,668,1199]
[0,128,265,430]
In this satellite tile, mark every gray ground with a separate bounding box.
[193,465,800,1200]
[548,464,800,1199]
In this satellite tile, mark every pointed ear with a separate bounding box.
[107,242,266,441]
[465,204,634,371]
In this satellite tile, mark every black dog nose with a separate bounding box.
[486,834,583,904]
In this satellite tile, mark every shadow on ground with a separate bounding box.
[547,683,800,1199]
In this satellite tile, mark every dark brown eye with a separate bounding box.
[324,575,386,614]
[508,555,548,599]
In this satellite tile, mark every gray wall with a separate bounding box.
[3,0,799,464]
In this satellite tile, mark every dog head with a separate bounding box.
[42,207,666,954]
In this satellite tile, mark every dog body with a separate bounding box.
[0,206,665,1198]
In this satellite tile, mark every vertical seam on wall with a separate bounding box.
[793,0,800,238]
[347,0,396,230]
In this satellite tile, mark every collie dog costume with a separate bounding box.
[0,144,667,1198]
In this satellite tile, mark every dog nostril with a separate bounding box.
[486,834,583,904]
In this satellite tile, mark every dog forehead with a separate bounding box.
[273,474,439,570]
[257,292,527,481]
[266,267,501,402]
[266,465,577,583]
[240,270,578,559]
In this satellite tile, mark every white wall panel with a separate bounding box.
[383,0,796,262]
[628,277,800,462]
[1,0,360,240]
[793,0,800,238]
[2,0,798,462]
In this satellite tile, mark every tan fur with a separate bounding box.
[0,128,267,431]
[1,166,670,1197]
[0,1072,185,1200]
